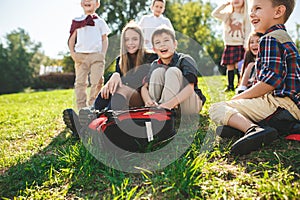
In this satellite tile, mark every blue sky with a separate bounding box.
[0,0,299,59]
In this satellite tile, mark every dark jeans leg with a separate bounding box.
[94,92,110,111]
[109,93,127,110]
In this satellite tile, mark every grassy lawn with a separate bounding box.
[0,76,299,199]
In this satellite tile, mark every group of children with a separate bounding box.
[63,0,300,156]
[211,0,300,155]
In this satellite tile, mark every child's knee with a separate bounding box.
[152,67,166,76]
[166,67,181,76]
[209,102,236,125]
[209,102,223,124]
[150,68,166,82]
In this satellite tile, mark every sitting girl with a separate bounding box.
[236,32,263,94]
[63,21,157,136]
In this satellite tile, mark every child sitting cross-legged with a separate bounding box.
[141,25,206,115]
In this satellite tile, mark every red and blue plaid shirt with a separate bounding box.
[256,24,300,109]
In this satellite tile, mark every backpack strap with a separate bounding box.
[175,54,186,69]
[263,29,293,44]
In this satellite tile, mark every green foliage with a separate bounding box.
[0,28,47,94]
[61,1,225,77]
[166,1,224,72]
[60,53,75,73]
[97,0,150,35]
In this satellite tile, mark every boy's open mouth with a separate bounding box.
[160,49,168,53]
[251,19,259,25]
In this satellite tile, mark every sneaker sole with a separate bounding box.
[63,109,80,137]
[79,108,97,127]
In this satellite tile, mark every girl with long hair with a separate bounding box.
[212,0,251,91]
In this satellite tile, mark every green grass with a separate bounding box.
[0,76,299,199]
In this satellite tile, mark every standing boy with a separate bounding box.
[138,0,174,50]
[209,0,300,155]
[141,25,206,115]
[68,0,111,110]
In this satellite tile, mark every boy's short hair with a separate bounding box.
[152,0,165,6]
[151,25,176,45]
[271,0,295,23]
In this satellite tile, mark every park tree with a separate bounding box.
[165,1,224,75]
[60,0,224,76]
[0,28,44,94]
[95,0,152,70]
[96,0,150,35]
[61,53,75,73]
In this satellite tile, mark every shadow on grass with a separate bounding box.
[0,128,121,198]
[218,135,300,176]
[0,114,207,198]
[1,118,299,198]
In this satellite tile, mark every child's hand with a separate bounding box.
[100,85,110,99]
[145,100,158,107]
[159,102,174,110]
[225,1,231,6]
[107,73,122,95]
[100,73,122,99]
[70,52,76,61]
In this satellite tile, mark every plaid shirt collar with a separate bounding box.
[263,24,286,35]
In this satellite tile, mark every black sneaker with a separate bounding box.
[63,109,81,137]
[78,107,98,128]
[230,126,278,156]
[216,125,244,139]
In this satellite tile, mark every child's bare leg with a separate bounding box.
[227,113,278,155]
[227,113,256,133]
[236,63,254,93]
[240,65,253,87]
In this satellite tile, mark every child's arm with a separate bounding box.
[211,2,230,20]
[232,81,275,100]
[68,31,77,59]
[101,34,108,56]
[159,83,194,110]
[240,62,255,87]
[141,83,158,107]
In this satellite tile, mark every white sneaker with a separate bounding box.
[236,85,248,94]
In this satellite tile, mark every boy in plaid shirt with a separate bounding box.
[209,0,300,155]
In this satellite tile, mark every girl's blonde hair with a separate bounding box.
[119,21,145,75]
[240,32,263,77]
[225,0,250,29]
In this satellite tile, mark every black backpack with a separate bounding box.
[87,107,177,152]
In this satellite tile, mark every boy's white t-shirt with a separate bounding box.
[138,14,174,49]
[74,14,111,53]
